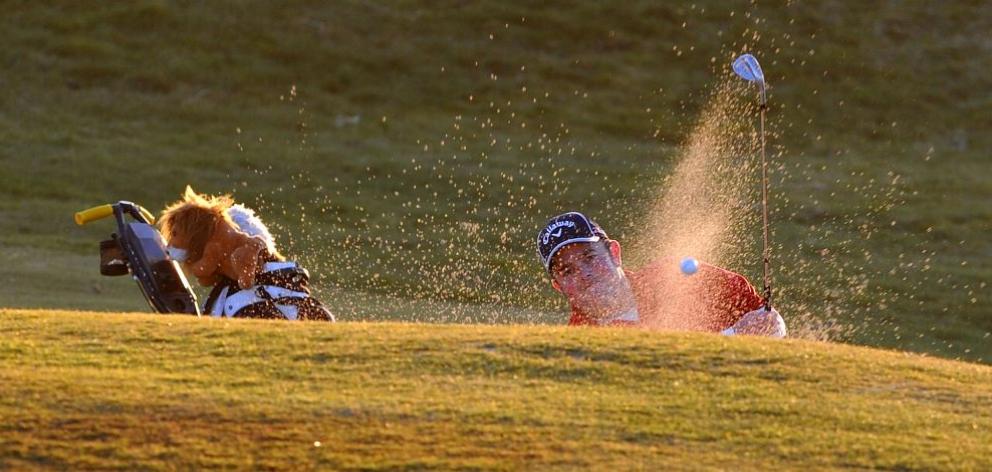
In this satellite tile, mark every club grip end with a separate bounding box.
[74,204,114,226]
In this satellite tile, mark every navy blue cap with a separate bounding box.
[536,212,608,273]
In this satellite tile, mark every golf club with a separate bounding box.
[732,53,772,309]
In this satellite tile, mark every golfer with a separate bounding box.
[537,212,786,336]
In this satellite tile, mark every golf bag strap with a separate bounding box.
[255,265,311,294]
[202,262,333,321]
[203,280,236,316]
[202,262,303,316]
[245,286,333,321]
[219,284,310,319]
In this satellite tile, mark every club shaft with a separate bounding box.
[759,102,771,308]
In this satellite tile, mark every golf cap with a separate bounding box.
[536,212,608,273]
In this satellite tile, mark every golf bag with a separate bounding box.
[76,201,200,315]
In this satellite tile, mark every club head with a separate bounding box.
[732,54,765,84]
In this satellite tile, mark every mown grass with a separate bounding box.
[1,309,990,470]
[0,1,989,361]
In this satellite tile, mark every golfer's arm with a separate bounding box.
[698,263,764,315]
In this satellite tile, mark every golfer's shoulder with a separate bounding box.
[697,263,758,297]
[627,257,678,282]
[640,258,671,273]
[632,257,746,282]
[697,261,741,278]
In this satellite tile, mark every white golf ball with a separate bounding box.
[680,257,699,275]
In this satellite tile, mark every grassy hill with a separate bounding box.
[0,1,989,361]
[1,309,990,470]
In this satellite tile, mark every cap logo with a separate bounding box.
[542,220,576,245]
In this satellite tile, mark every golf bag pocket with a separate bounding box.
[100,238,128,276]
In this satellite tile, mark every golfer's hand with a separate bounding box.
[727,307,787,338]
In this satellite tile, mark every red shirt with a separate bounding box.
[569,259,763,331]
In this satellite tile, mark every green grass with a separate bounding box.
[2,309,990,470]
[1,1,990,362]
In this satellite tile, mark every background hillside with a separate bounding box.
[0,1,989,361]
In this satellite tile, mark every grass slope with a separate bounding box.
[0,1,989,361]
[1,309,990,470]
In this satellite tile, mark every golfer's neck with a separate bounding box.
[578,278,638,321]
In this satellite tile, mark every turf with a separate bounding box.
[0,1,989,362]
[1,309,990,470]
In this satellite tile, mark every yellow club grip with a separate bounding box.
[75,202,157,225]
[74,204,114,226]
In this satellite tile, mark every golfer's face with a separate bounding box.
[550,243,623,308]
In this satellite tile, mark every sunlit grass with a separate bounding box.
[1,309,990,470]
